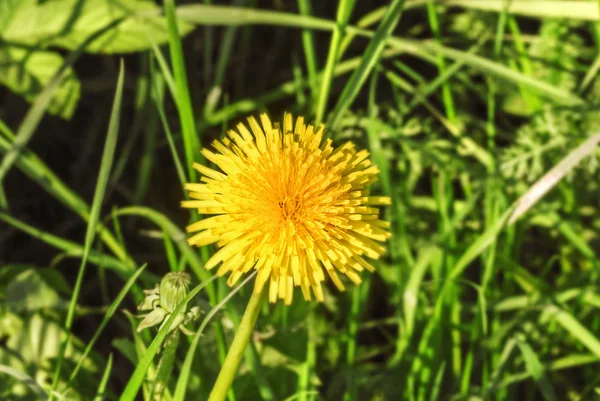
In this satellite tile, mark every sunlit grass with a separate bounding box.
[1,1,600,401]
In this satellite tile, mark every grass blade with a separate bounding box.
[164,0,202,180]
[315,0,356,124]
[515,334,558,401]
[328,0,406,129]
[176,4,583,111]
[446,0,599,21]
[297,0,318,105]
[93,354,114,401]
[67,264,148,387]
[545,305,600,358]
[0,212,131,276]
[509,134,600,224]
[50,61,125,398]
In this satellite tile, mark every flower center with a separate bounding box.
[279,196,301,219]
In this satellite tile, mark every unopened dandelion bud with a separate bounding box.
[160,272,192,313]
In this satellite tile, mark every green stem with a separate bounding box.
[208,289,265,401]
[151,330,180,401]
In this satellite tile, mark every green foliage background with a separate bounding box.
[1,1,600,400]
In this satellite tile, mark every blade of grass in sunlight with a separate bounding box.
[297,0,318,105]
[315,0,356,124]
[500,354,600,388]
[544,305,600,358]
[67,264,148,387]
[176,4,583,124]
[328,0,406,129]
[119,275,218,401]
[149,61,187,190]
[391,246,439,364]
[50,61,125,399]
[204,0,246,118]
[425,0,456,122]
[388,38,584,106]
[164,0,202,179]
[445,0,599,21]
[93,354,113,401]
[509,134,600,224]
[0,212,131,276]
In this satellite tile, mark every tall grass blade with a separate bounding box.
[164,0,202,179]
[93,354,114,401]
[315,0,356,124]
[50,61,125,398]
[67,264,148,387]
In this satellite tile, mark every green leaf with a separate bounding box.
[0,364,48,401]
[0,0,20,31]
[4,269,63,312]
[0,313,100,397]
[1,0,194,54]
[0,46,80,119]
[137,307,169,332]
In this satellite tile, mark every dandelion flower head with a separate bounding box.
[182,113,391,304]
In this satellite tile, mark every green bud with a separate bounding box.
[160,272,191,313]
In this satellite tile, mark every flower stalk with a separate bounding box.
[208,288,265,401]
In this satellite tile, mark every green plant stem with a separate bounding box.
[208,288,265,401]
[151,330,180,401]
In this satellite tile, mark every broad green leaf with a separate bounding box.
[0,364,48,401]
[1,0,194,54]
[0,313,99,399]
[0,0,20,30]
[0,46,79,119]
[4,269,63,312]
[446,0,599,21]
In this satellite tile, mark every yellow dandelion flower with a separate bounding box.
[182,113,391,305]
